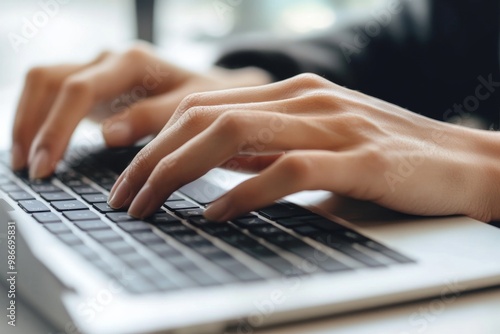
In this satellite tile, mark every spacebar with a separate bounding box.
[179,179,226,205]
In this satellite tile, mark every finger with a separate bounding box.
[204,149,381,221]
[219,154,284,173]
[164,74,330,128]
[27,49,179,179]
[126,111,350,218]
[102,93,182,147]
[11,52,113,170]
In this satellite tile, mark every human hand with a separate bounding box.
[107,73,500,222]
[11,44,271,179]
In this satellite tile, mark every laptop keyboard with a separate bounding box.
[0,148,414,294]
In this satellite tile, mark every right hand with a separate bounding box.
[11,44,271,179]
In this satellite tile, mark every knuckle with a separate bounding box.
[177,106,213,129]
[122,45,150,63]
[213,111,247,138]
[177,93,205,113]
[61,77,93,98]
[26,66,47,84]
[358,145,389,172]
[293,73,332,89]
[96,50,113,60]
[299,90,336,109]
[278,154,315,184]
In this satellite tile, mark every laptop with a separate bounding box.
[1,142,500,334]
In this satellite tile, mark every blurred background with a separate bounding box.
[0,0,385,147]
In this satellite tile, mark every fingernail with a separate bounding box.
[29,149,52,179]
[128,184,153,218]
[204,198,230,222]
[11,143,25,170]
[108,178,132,209]
[102,120,132,144]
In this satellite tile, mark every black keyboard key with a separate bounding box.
[167,256,199,271]
[147,212,180,225]
[138,267,178,291]
[52,200,87,211]
[172,233,211,247]
[188,216,217,227]
[32,212,61,223]
[184,269,221,286]
[63,210,99,221]
[103,241,136,255]
[179,178,226,204]
[81,194,107,203]
[258,203,311,220]
[72,244,100,260]
[40,191,74,202]
[248,226,283,238]
[275,218,307,228]
[19,200,50,213]
[120,275,159,294]
[119,252,151,267]
[260,256,301,275]
[225,266,263,282]
[175,208,204,219]
[132,231,165,244]
[362,240,414,264]
[232,217,268,229]
[93,203,124,213]
[116,221,152,233]
[31,184,61,193]
[220,232,260,248]
[166,193,183,201]
[164,200,198,211]
[106,212,136,222]
[100,182,114,191]
[157,224,193,235]
[72,185,100,195]
[73,220,110,231]
[147,243,182,257]
[264,233,301,247]
[56,233,83,245]
[242,244,277,258]
[314,235,385,267]
[88,229,123,242]
[293,225,323,236]
[192,244,230,259]
[44,222,72,234]
[1,184,22,192]
[199,224,236,236]
[315,259,352,272]
[307,217,349,231]
[8,191,35,201]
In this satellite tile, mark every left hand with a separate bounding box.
[108,73,499,222]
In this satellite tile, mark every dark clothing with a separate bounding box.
[216,0,500,127]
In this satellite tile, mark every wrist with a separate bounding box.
[460,128,500,221]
